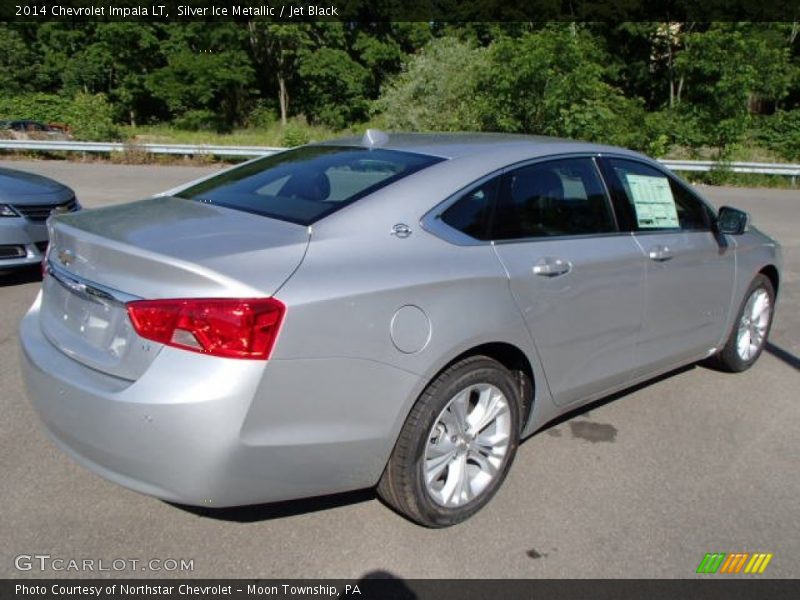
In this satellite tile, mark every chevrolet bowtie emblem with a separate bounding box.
[50,205,70,216]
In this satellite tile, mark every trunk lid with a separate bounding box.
[40,196,309,380]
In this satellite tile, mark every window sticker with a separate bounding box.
[624,173,679,229]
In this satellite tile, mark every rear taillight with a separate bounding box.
[127,297,285,360]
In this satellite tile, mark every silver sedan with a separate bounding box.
[20,132,781,527]
[1,167,79,270]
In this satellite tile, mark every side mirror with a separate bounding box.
[717,206,750,235]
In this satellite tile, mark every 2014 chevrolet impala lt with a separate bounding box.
[20,132,781,526]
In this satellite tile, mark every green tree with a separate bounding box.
[30,23,94,93]
[12,22,166,126]
[478,27,649,148]
[145,24,254,129]
[0,24,39,92]
[675,24,791,156]
[297,47,370,128]
[376,37,490,131]
[82,23,163,126]
[245,23,312,125]
[146,50,253,130]
[352,22,432,97]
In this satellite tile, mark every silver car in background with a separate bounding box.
[20,133,781,527]
[1,167,80,269]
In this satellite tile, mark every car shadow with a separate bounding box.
[0,265,42,287]
[356,570,417,599]
[699,340,799,373]
[168,488,376,523]
[765,341,800,371]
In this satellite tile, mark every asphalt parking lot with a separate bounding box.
[1,158,798,579]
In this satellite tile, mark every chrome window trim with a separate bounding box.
[422,152,628,246]
[628,229,717,237]
[490,230,634,246]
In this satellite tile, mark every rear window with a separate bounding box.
[175,145,444,225]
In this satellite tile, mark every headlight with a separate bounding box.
[0,204,19,217]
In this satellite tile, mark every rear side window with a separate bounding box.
[492,158,616,240]
[176,146,443,225]
[440,177,499,241]
[603,158,711,231]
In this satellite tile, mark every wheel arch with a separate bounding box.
[759,264,779,296]
[431,341,536,433]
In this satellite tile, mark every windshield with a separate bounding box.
[176,145,444,225]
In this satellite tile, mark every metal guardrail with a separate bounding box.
[659,159,800,177]
[0,139,282,157]
[2,139,800,178]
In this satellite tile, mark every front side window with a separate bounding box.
[603,158,711,231]
[492,158,616,240]
[176,146,444,225]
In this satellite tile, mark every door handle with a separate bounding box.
[648,245,673,262]
[533,257,572,277]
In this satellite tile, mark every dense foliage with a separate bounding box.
[2,22,800,158]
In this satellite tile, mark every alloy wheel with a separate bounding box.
[424,383,512,507]
[736,288,771,361]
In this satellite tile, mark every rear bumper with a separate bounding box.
[0,218,47,268]
[20,294,419,507]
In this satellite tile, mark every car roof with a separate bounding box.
[319,132,644,161]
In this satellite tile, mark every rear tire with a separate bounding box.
[712,274,775,372]
[378,356,520,527]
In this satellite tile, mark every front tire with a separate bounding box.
[378,356,521,527]
[712,274,775,372]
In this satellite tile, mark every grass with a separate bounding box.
[662,144,790,164]
[122,124,304,147]
[680,170,799,189]
[119,117,379,148]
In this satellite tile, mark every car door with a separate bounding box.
[598,157,736,374]
[490,157,646,407]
